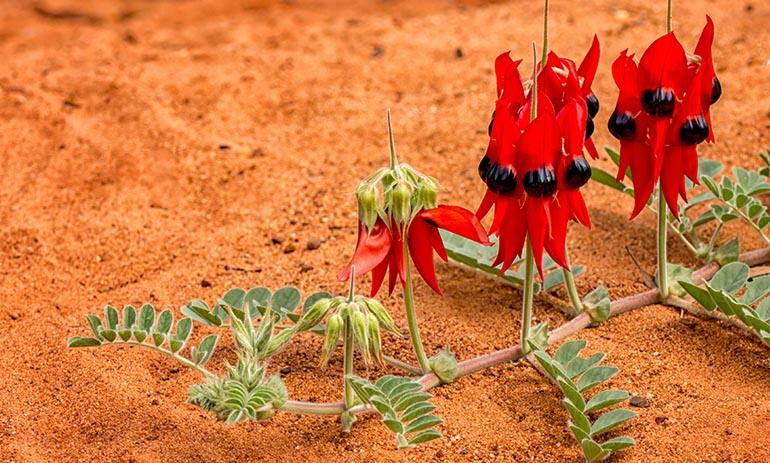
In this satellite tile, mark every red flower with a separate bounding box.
[609,17,719,219]
[337,205,490,296]
[478,41,598,275]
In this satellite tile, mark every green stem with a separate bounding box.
[706,222,724,255]
[521,238,536,355]
[657,190,670,300]
[342,313,354,409]
[120,341,215,378]
[403,240,432,374]
[387,109,398,169]
[382,355,422,376]
[562,248,584,314]
[342,266,356,410]
[541,0,549,67]
[666,0,672,33]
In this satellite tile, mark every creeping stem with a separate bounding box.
[403,239,432,374]
[278,246,770,415]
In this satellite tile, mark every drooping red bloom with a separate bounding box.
[477,39,599,275]
[338,205,490,296]
[609,17,720,219]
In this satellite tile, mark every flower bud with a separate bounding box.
[429,346,458,384]
[366,312,384,367]
[295,298,332,332]
[414,177,438,211]
[356,185,381,232]
[263,329,294,358]
[387,181,412,227]
[359,297,400,336]
[320,312,342,366]
[351,308,370,363]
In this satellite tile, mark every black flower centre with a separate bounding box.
[608,111,637,141]
[641,87,676,117]
[488,110,496,136]
[586,92,600,118]
[564,157,592,190]
[679,115,709,145]
[710,76,722,105]
[585,116,595,140]
[484,162,518,196]
[522,167,557,198]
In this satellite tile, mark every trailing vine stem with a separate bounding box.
[278,245,770,416]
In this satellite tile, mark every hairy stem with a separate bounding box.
[521,239,536,355]
[343,313,355,409]
[382,355,422,376]
[277,246,770,416]
[562,248,584,315]
[657,192,670,299]
[541,0,549,67]
[387,109,398,169]
[666,0,672,33]
[403,240,431,374]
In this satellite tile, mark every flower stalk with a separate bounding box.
[562,248,584,314]
[521,239,536,355]
[403,240,431,374]
[657,191,670,300]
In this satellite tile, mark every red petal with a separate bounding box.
[525,197,549,276]
[495,53,526,104]
[584,138,599,160]
[637,32,689,99]
[337,220,393,282]
[477,190,497,221]
[516,112,561,174]
[578,35,601,94]
[660,145,685,219]
[556,99,587,157]
[407,217,443,295]
[418,205,491,245]
[627,141,655,219]
[612,50,641,113]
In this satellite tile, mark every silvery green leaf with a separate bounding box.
[138,304,155,331]
[590,409,637,437]
[182,300,222,327]
[577,366,619,393]
[710,262,750,295]
[565,352,606,380]
[584,390,630,414]
[680,282,716,312]
[271,287,301,319]
[557,377,585,411]
[404,415,442,434]
[563,399,590,434]
[408,430,442,446]
[713,238,740,266]
[85,314,103,340]
[67,336,102,348]
[155,309,173,335]
[122,306,137,330]
[105,306,119,330]
[555,340,588,365]
[602,436,636,451]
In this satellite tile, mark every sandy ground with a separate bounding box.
[1,0,770,461]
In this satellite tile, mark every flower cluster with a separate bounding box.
[476,38,600,274]
[338,164,490,296]
[608,16,720,218]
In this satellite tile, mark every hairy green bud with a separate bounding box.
[415,177,439,211]
[351,308,370,363]
[356,185,381,231]
[262,329,294,358]
[387,180,412,227]
[366,312,383,367]
[359,297,400,336]
[320,312,342,366]
[295,298,332,332]
[429,346,458,384]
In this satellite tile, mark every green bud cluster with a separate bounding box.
[354,164,441,232]
[319,295,401,367]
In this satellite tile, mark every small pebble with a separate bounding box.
[726,428,733,435]
[271,235,285,245]
[200,279,211,288]
[299,262,314,273]
[455,47,463,58]
[372,46,384,57]
[280,367,291,375]
[630,395,650,408]
[283,243,296,254]
[307,240,321,250]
